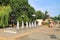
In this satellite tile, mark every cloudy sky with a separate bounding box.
[28,0,60,17]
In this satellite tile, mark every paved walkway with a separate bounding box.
[17,25,60,40]
[0,26,41,40]
[0,25,60,40]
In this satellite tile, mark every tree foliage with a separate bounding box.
[58,14,60,20]
[0,6,12,27]
[52,14,60,21]
[44,11,49,19]
[35,11,44,19]
[0,0,50,27]
[0,0,35,27]
[9,0,35,22]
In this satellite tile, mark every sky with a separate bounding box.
[28,0,60,17]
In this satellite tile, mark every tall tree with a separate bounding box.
[0,0,9,6]
[0,6,12,27]
[58,14,60,20]
[9,0,35,22]
[35,11,45,19]
[44,11,49,20]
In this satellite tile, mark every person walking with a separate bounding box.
[48,21,54,28]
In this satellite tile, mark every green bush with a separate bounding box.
[43,22,48,25]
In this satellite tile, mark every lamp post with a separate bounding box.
[32,14,36,27]
[21,15,24,29]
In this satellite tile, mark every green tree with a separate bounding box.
[0,0,9,6]
[0,6,12,27]
[0,0,35,27]
[9,0,35,22]
[35,11,45,19]
[58,14,60,20]
[44,11,49,20]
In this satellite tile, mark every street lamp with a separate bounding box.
[32,14,36,27]
[21,15,24,29]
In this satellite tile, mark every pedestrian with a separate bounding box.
[49,21,54,28]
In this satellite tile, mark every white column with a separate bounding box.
[32,22,34,27]
[34,21,36,27]
[22,21,24,29]
[26,21,28,28]
[29,22,31,28]
[16,21,19,29]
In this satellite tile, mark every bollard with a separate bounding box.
[22,21,24,29]
[16,21,20,29]
[32,22,34,27]
[29,22,31,28]
[34,21,36,27]
[26,21,28,28]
